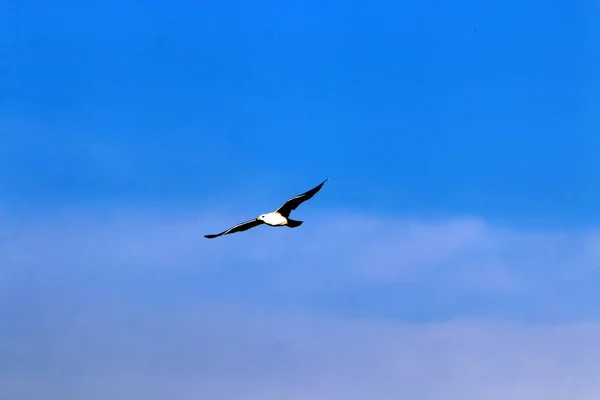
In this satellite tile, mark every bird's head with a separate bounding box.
[257,214,266,221]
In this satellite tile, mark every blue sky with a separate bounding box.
[2,0,600,398]
[2,0,599,223]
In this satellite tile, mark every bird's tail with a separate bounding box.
[287,218,303,228]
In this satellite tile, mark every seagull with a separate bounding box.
[204,178,328,239]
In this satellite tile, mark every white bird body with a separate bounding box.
[259,212,288,226]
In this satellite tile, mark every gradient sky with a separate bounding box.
[2,1,600,399]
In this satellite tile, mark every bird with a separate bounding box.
[204,178,328,239]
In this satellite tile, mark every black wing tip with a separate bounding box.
[204,234,218,239]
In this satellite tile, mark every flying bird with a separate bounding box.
[204,178,328,239]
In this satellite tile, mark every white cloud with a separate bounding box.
[1,208,597,292]
[2,304,600,400]
[2,208,600,399]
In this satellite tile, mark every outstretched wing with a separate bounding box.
[204,218,264,239]
[275,178,328,218]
